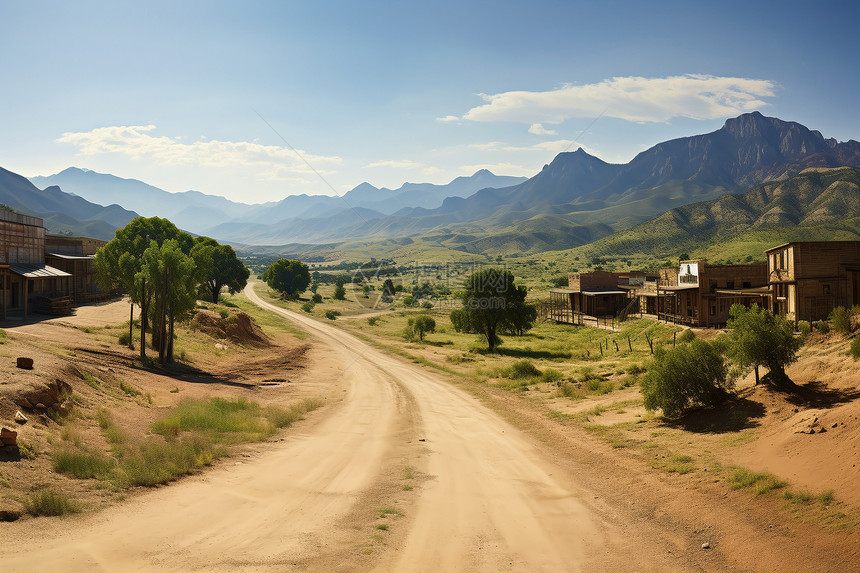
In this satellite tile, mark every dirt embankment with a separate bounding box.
[0,299,311,523]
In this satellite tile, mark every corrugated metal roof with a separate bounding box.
[9,263,72,278]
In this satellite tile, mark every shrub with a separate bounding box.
[541,368,564,384]
[118,331,131,346]
[325,310,340,320]
[797,321,811,337]
[640,338,731,418]
[367,316,379,326]
[508,360,541,379]
[850,336,860,360]
[312,293,323,304]
[829,306,850,334]
[23,488,81,516]
[301,301,314,313]
[813,320,830,333]
[678,329,696,344]
[402,295,416,307]
[422,300,434,310]
[333,284,346,300]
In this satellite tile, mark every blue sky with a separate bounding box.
[1,0,858,204]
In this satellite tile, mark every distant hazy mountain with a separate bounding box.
[30,168,265,234]
[232,170,528,227]
[0,166,138,240]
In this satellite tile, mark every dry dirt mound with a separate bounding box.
[191,310,270,347]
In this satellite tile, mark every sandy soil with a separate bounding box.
[1,291,859,571]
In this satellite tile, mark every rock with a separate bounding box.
[0,427,17,446]
[819,427,827,433]
[701,542,710,549]
[34,403,47,411]
[0,499,25,522]
[14,398,33,410]
[14,411,27,424]
[832,422,839,428]
[16,357,34,369]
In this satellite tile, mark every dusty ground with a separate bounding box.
[0,290,858,571]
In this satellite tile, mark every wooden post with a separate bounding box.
[627,335,632,351]
[23,277,27,318]
[613,339,619,352]
[673,332,676,347]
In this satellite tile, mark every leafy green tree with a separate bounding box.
[192,237,249,303]
[139,239,201,364]
[333,284,347,300]
[452,268,534,352]
[407,315,436,342]
[726,304,803,386]
[641,339,731,418]
[94,217,188,358]
[262,259,310,298]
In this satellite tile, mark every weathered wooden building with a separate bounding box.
[655,260,769,327]
[0,210,73,317]
[766,241,860,323]
[548,271,632,324]
[45,235,106,303]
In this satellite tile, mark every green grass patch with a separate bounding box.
[652,453,695,474]
[119,381,142,397]
[727,467,788,495]
[52,446,116,479]
[83,371,101,389]
[23,488,81,516]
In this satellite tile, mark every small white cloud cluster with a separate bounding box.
[461,74,776,124]
[57,125,342,181]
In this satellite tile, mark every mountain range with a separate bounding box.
[8,112,860,256]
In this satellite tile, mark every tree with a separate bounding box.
[452,268,534,352]
[192,238,249,303]
[94,217,188,358]
[333,284,347,300]
[262,259,310,298]
[640,339,731,418]
[726,304,803,386]
[139,239,201,364]
[407,315,436,342]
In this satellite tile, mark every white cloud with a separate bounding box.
[422,166,441,176]
[436,115,460,122]
[363,159,424,170]
[458,162,537,178]
[528,123,557,135]
[467,141,505,150]
[57,125,343,180]
[461,74,777,124]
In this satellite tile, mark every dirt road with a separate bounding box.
[1,286,721,572]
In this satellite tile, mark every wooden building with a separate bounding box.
[656,260,769,327]
[766,241,860,323]
[0,211,72,318]
[549,271,632,324]
[45,235,107,303]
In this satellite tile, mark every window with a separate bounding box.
[727,281,735,289]
[710,305,716,316]
[743,281,751,289]
[823,284,832,296]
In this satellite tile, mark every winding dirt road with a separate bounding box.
[2,285,714,572]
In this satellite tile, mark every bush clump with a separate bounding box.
[850,336,860,360]
[813,320,830,334]
[508,360,541,379]
[829,306,851,334]
[640,338,731,418]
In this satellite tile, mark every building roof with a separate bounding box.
[550,288,579,294]
[582,290,627,296]
[764,240,860,253]
[46,252,94,261]
[9,263,72,278]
